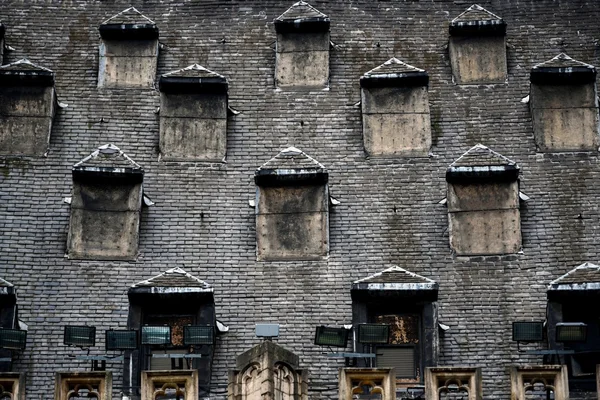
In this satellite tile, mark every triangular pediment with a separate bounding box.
[132,267,212,289]
[276,1,328,21]
[102,7,155,25]
[73,144,142,171]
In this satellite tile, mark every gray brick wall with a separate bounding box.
[0,1,599,399]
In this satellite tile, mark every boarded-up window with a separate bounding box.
[67,145,144,260]
[274,2,330,89]
[0,59,56,156]
[98,7,158,88]
[158,65,228,161]
[255,148,329,261]
[360,58,431,157]
[449,5,507,84]
[446,145,522,256]
[530,53,599,152]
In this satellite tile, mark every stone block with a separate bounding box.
[447,182,519,212]
[160,93,227,119]
[68,182,142,260]
[0,86,54,156]
[530,83,599,151]
[448,208,521,255]
[98,41,158,88]
[530,84,596,109]
[362,113,431,156]
[159,117,227,161]
[0,116,53,156]
[531,107,599,152]
[361,86,430,114]
[71,181,143,211]
[0,86,54,117]
[275,50,329,89]
[256,185,328,261]
[449,36,507,84]
[276,32,329,52]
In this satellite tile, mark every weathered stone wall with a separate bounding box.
[449,36,507,84]
[275,32,329,89]
[0,2,599,400]
[447,181,521,255]
[256,184,328,260]
[67,180,142,260]
[98,40,158,88]
[0,86,54,156]
[530,83,600,151]
[159,92,227,161]
[361,86,431,156]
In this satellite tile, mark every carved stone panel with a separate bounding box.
[0,373,25,400]
[510,365,569,400]
[141,370,198,400]
[229,341,307,400]
[55,372,112,400]
[425,367,482,400]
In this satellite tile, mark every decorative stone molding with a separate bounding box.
[141,370,198,400]
[339,368,395,400]
[509,365,569,400]
[0,372,25,400]
[54,371,111,400]
[424,367,482,400]
[228,341,307,400]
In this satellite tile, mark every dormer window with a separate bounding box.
[446,144,521,255]
[449,4,507,84]
[127,268,217,397]
[98,7,159,88]
[360,58,431,157]
[255,147,329,261]
[67,144,144,260]
[274,1,330,90]
[0,59,56,156]
[530,54,599,152]
[158,65,229,161]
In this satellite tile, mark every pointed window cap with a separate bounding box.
[99,7,158,40]
[73,144,143,182]
[548,263,600,295]
[255,147,328,186]
[446,144,519,183]
[352,266,438,301]
[159,64,228,94]
[360,58,428,88]
[0,277,16,298]
[450,4,506,36]
[129,267,213,297]
[274,1,330,33]
[0,59,54,87]
[531,53,596,85]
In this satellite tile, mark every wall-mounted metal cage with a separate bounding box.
[314,326,348,347]
[512,321,544,342]
[556,322,587,342]
[141,326,171,345]
[64,326,96,347]
[183,325,214,346]
[358,324,390,344]
[106,329,138,350]
[0,329,27,350]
